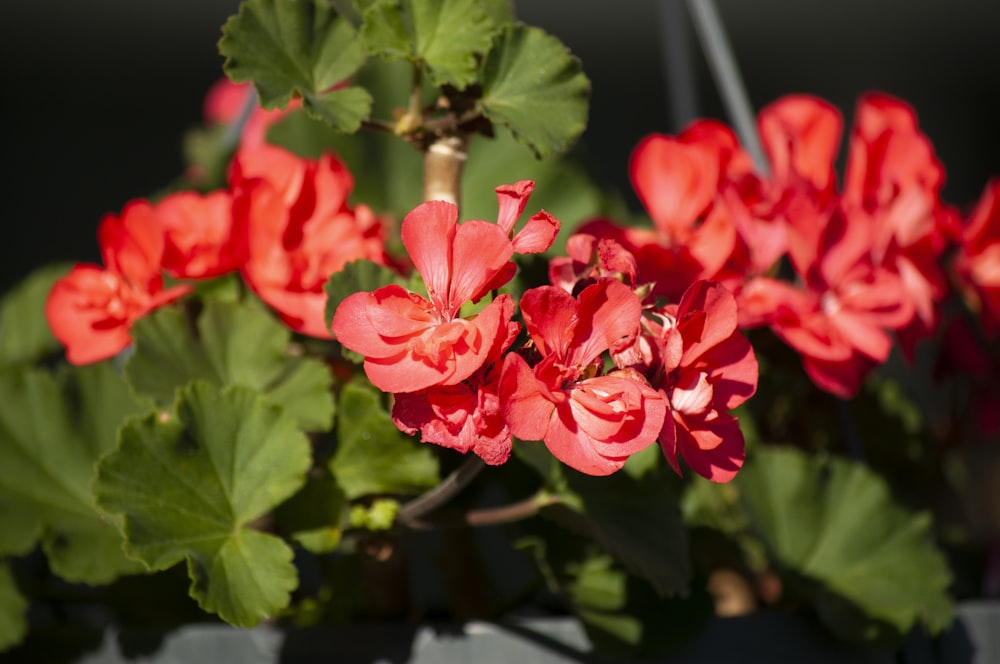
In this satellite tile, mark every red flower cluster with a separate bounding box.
[47,143,390,364]
[584,93,977,400]
[332,182,757,480]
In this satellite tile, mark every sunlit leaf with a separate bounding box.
[220,0,372,132]
[94,382,310,626]
[738,446,953,640]
[330,379,439,499]
[360,0,497,88]
[0,364,148,583]
[126,300,334,432]
[479,24,590,158]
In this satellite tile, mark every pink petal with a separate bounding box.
[401,201,458,314]
[448,220,513,311]
[570,279,642,367]
[675,411,745,483]
[511,211,560,254]
[542,404,629,476]
[495,180,535,234]
[630,135,720,238]
[758,94,841,193]
[500,353,556,442]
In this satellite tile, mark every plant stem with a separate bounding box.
[396,455,485,526]
[423,134,470,206]
[686,0,769,174]
[404,491,558,530]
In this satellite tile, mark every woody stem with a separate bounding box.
[423,134,470,207]
[401,490,558,530]
[396,455,485,526]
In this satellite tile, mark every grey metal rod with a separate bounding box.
[658,0,699,132]
[686,0,769,175]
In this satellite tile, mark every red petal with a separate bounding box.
[401,201,458,314]
[758,94,841,193]
[500,353,556,442]
[511,211,560,254]
[570,279,642,366]
[630,134,720,238]
[494,180,535,234]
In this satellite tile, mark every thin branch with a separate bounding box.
[396,455,485,526]
[403,492,558,530]
[359,118,397,134]
[686,0,769,175]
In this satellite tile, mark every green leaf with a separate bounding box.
[0,264,68,368]
[94,382,311,626]
[0,562,26,652]
[479,24,590,158]
[330,379,439,499]
[0,364,147,583]
[543,471,690,597]
[220,0,372,132]
[360,0,497,88]
[126,300,334,432]
[274,474,348,554]
[738,446,953,640]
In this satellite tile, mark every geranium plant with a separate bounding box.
[2,0,995,658]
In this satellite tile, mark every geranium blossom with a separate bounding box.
[499,279,666,476]
[953,179,1000,336]
[577,124,739,301]
[331,181,554,393]
[231,144,389,338]
[616,280,757,482]
[392,296,521,466]
[46,201,190,365]
[154,190,240,280]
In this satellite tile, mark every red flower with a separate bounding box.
[954,179,1000,336]
[576,122,742,301]
[155,190,239,280]
[231,144,389,338]
[392,297,521,466]
[620,281,756,482]
[331,197,520,393]
[46,201,190,365]
[499,279,666,476]
[841,93,953,340]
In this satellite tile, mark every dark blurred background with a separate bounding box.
[2,0,999,292]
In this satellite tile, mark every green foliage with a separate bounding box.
[520,444,690,598]
[0,563,26,652]
[126,299,334,432]
[220,0,372,132]
[274,474,348,554]
[0,264,68,368]
[707,445,954,642]
[330,379,439,499]
[0,364,148,583]
[360,0,498,89]
[479,24,591,158]
[94,382,311,626]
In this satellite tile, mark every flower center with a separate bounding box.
[669,370,713,415]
